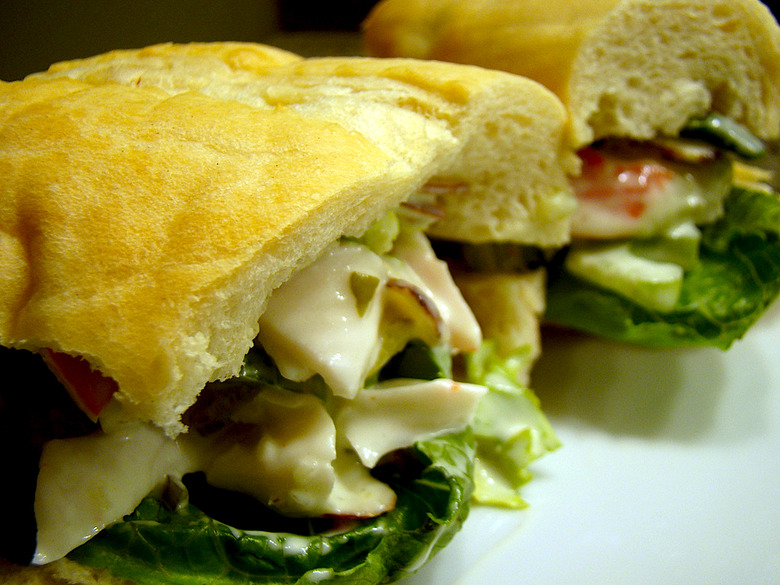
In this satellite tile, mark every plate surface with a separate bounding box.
[401,301,780,585]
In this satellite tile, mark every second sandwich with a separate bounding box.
[365,0,780,348]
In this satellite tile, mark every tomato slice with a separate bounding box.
[40,349,118,422]
[571,147,675,239]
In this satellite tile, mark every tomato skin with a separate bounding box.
[577,146,605,168]
[40,349,118,421]
[571,148,675,239]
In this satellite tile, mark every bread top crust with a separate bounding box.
[33,43,578,245]
[242,56,579,244]
[364,0,780,147]
[43,41,304,78]
[1,42,575,433]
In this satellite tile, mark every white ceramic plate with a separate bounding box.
[401,301,780,585]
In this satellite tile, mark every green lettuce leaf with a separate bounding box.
[66,431,475,585]
[464,343,561,508]
[545,186,780,349]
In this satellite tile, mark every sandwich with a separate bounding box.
[364,0,780,349]
[0,42,570,584]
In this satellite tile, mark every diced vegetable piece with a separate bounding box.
[565,242,684,312]
[630,221,702,270]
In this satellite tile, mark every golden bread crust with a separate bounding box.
[364,0,620,100]
[34,45,577,245]
[0,74,417,433]
[364,0,780,146]
[247,57,579,244]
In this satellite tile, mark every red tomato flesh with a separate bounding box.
[571,147,675,239]
[40,349,118,421]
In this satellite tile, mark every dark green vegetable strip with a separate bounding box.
[681,112,766,159]
[544,186,780,349]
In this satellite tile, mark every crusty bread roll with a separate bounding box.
[0,73,422,436]
[364,0,780,147]
[1,42,574,438]
[33,42,578,246]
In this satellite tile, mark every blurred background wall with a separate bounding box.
[0,0,381,81]
[1,1,778,80]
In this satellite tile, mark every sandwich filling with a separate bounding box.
[11,213,558,576]
[30,218,485,564]
[442,112,780,349]
[564,134,734,312]
[543,112,780,347]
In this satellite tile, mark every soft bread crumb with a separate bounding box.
[569,0,780,145]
